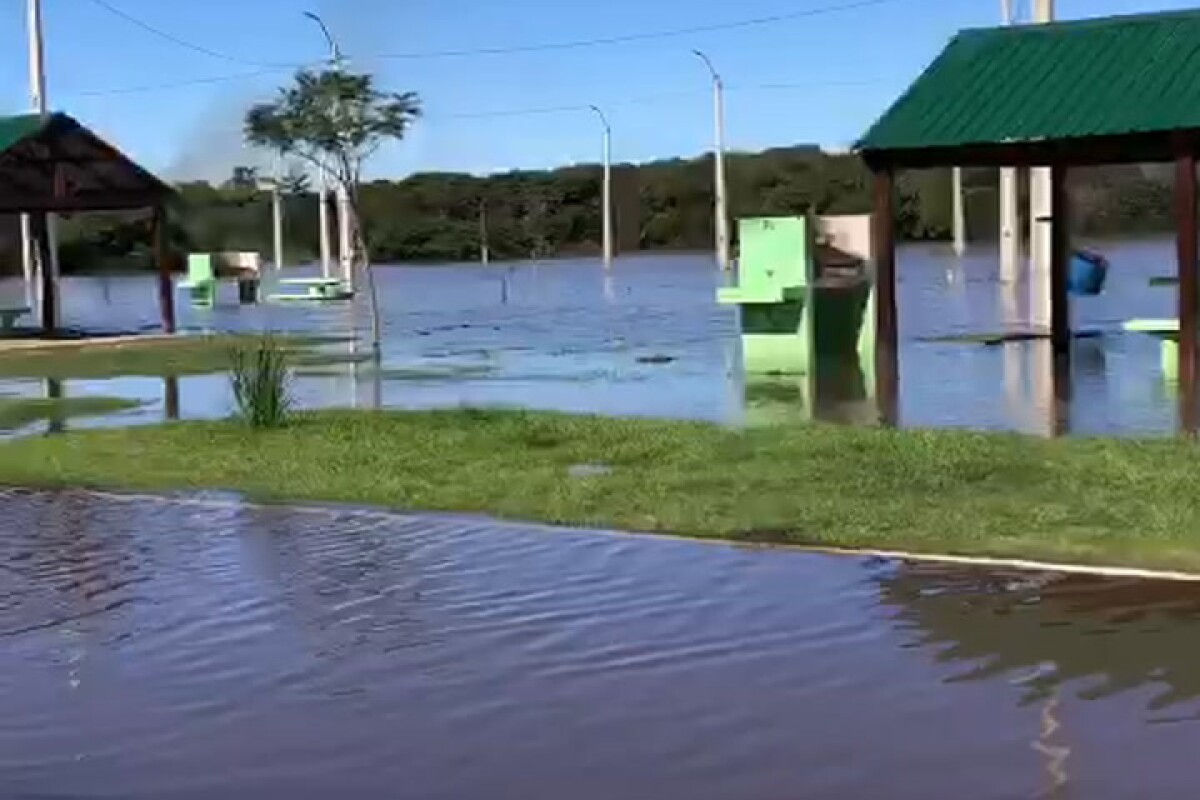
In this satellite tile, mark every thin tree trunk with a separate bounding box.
[347,197,382,359]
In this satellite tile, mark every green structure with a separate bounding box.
[180,253,261,307]
[718,216,875,377]
[181,254,217,308]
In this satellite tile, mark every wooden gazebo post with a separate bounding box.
[1049,162,1072,435]
[152,205,176,334]
[1175,148,1198,431]
[871,167,899,425]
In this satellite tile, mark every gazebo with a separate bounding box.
[856,9,1200,429]
[0,111,176,333]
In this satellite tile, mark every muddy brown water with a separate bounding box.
[2,489,1199,799]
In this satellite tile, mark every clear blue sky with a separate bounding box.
[0,0,1193,181]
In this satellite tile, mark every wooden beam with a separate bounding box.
[0,192,165,214]
[1176,151,1199,433]
[1049,164,1071,356]
[153,205,176,334]
[871,168,899,425]
[863,128,1200,172]
[163,377,180,421]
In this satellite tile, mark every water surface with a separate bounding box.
[1,488,1198,798]
[0,240,1184,435]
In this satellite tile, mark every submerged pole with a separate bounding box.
[590,105,614,271]
[318,162,332,278]
[1030,0,1056,329]
[271,159,285,271]
[26,0,58,326]
[695,50,731,272]
[479,199,490,266]
[998,0,1021,283]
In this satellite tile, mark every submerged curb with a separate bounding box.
[18,486,1200,584]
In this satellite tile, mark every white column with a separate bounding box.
[26,0,57,326]
[1030,0,1055,330]
[590,105,613,271]
[271,160,285,271]
[999,0,1020,283]
[337,182,353,286]
[713,75,730,272]
[318,163,332,278]
[694,51,730,272]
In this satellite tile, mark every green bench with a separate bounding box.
[0,306,31,332]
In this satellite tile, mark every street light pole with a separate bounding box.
[24,0,56,321]
[589,105,614,271]
[304,11,352,285]
[694,50,730,272]
[271,157,285,270]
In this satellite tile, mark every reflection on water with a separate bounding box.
[1,489,1198,799]
[0,240,1187,435]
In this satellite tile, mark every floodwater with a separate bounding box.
[2,487,1199,799]
[0,238,1185,435]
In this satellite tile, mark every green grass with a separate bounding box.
[0,334,360,379]
[3,409,1200,572]
[0,395,142,430]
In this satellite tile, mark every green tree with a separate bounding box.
[244,68,421,351]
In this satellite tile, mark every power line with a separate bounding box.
[66,67,296,98]
[67,0,906,98]
[372,0,906,61]
[84,0,293,68]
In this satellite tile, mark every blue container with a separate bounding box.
[1068,251,1108,296]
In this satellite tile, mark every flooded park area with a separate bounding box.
[3,245,1199,798]
[2,486,1200,798]
[0,238,1186,437]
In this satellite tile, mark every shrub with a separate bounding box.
[229,335,291,428]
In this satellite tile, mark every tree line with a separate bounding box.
[0,148,1180,273]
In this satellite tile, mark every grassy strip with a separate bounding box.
[0,334,359,379]
[2,409,1200,572]
[0,395,142,430]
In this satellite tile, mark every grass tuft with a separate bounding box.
[229,336,291,428]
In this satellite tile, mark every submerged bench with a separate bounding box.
[1124,319,1181,381]
[269,278,354,303]
[0,307,31,331]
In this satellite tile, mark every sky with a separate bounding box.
[0,0,1194,182]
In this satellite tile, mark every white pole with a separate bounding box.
[337,182,353,285]
[318,162,332,278]
[26,0,56,324]
[272,158,285,271]
[1030,0,1055,330]
[952,167,967,256]
[590,105,613,271]
[480,200,490,266]
[305,11,353,288]
[695,51,730,272]
[19,216,34,310]
[999,0,1020,283]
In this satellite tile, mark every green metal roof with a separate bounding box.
[0,113,45,154]
[857,9,1200,156]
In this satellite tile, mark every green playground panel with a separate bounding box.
[719,216,875,378]
[1124,319,1185,382]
